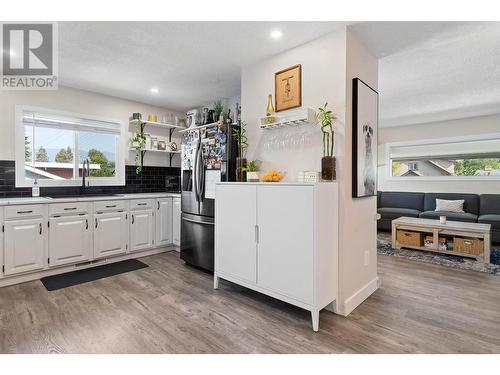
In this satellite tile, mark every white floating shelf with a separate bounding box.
[129,119,186,130]
[260,108,317,130]
[129,148,180,154]
[178,122,234,133]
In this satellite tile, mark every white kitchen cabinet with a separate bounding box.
[3,217,46,276]
[215,185,257,283]
[155,198,172,247]
[93,211,128,259]
[49,215,91,267]
[130,210,154,252]
[257,185,314,303]
[214,182,339,332]
[172,197,181,247]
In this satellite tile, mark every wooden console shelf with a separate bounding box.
[392,217,491,263]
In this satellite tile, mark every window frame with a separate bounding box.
[15,105,126,188]
[385,132,500,182]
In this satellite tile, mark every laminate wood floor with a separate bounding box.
[1,251,500,353]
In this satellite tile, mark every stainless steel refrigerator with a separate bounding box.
[180,123,238,271]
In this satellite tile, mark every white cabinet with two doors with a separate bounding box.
[215,182,338,332]
[0,194,181,285]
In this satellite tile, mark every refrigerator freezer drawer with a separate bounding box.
[180,213,215,272]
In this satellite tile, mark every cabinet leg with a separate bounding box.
[214,275,219,290]
[311,310,319,332]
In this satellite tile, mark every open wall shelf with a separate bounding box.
[259,108,317,130]
[129,117,183,169]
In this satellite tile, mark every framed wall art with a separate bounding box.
[352,77,378,198]
[275,64,302,112]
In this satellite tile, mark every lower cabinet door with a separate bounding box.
[215,184,257,283]
[4,218,45,276]
[49,215,91,267]
[130,210,154,252]
[257,185,314,303]
[172,198,181,247]
[93,212,128,259]
[155,198,172,247]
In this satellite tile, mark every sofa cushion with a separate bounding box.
[419,210,478,223]
[424,193,479,214]
[435,199,464,213]
[378,207,421,221]
[478,214,500,230]
[379,191,425,211]
[479,195,500,216]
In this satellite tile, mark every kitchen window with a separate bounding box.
[387,134,500,179]
[15,105,125,187]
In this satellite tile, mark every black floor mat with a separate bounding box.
[40,259,148,291]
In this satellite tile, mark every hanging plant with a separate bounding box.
[131,122,146,174]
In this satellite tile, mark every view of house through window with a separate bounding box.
[392,158,500,177]
[19,107,121,186]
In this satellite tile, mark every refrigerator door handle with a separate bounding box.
[193,139,200,202]
[197,143,204,202]
[182,217,214,226]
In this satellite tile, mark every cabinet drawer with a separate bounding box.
[130,199,154,211]
[93,200,126,213]
[49,202,91,216]
[4,204,45,220]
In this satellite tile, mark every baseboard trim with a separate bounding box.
[335,276,380,316]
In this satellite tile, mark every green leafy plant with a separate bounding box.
[232,121,248,159]
[317,102,336,157]
[131,123,146,174]
[245,160,260,172]
[213,100,224,116]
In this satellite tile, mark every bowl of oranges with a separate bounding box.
[260,170,285,182]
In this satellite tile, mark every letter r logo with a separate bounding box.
[2,23,53,76]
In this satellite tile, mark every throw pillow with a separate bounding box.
[435,199,464,213]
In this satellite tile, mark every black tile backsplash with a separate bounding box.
[0,160,180,198]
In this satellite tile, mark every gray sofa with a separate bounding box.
[377,191,500,243]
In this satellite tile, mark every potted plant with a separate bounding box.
[130,123,146,174]
[318,102,336,181]
[232,121,248,181]
[245,160,260,182]
[213,100,224,123]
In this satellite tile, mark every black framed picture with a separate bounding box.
[352,77,378,198]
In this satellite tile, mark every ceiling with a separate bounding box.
[351,22,500,127]
[59,22,346,111]
[59,22,500,126]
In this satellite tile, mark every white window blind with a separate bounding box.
[389,138,500,161]
[22,110,121,134]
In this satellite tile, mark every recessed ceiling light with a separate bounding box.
[270,30,283,39]
[150,88,159,94]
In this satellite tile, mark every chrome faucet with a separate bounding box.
[81,159,90,189]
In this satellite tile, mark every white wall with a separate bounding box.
[0,86,184,168]
[242,32,347,179]
[241,28,378,315]
[339,29,379,315]
[378,114,500,193]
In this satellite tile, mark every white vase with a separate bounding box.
[246,171,259,182]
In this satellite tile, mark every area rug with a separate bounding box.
[377,231,500,276]
[40,259,149,291]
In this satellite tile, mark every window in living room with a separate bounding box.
[389,136,500,178]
